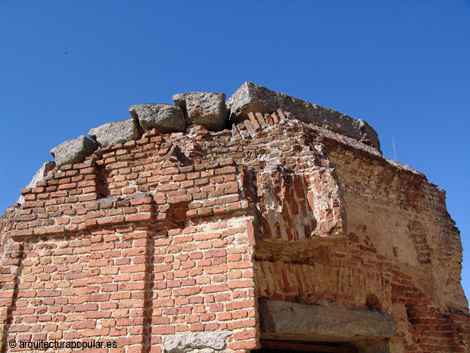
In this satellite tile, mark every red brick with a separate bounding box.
[173,287,201,296]
[217,312,232,321]
[151,326,175,334]
[205,249,227,258]
[229,279,254,289]
[74,303,99,312]
[226,299,255,311]
[233,329,257,340]
[228,340,258,350]
[202,284,228,294]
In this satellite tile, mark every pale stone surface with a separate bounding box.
[172,92,228,131]
[163,332,231,353]
[16,161,55,204]
[227,81,380,150]
[259,298,397,342]
[50,135,97,167]
[88,119,140,147]
[129,103,186,133]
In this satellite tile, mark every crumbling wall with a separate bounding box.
[255,124,470,351]
[0,124,261,353]
[324,138,469,352]
[1,82,468,353]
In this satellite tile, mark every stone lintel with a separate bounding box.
[259,298,397,342]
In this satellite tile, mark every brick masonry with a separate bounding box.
[0,108,469,352]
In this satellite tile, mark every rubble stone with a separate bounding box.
[50,135,97,167]
[129,103,186,133]
[172,92,228,131]
[88,119,140,147]
[163,332,231,353]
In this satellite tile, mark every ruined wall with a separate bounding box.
[0,124,260,353]
[1,83,469,353]
[255,122,470,352]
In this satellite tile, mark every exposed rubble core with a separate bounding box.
[1,83,468,353]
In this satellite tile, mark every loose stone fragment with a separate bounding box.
[172,92,228,131]
[88,119,140,147]
[129,104,186,133]
[16,161,56,204]
[227,81,380,150]
[50,135,97,167]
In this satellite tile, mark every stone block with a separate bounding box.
[172,92,228,131]
[88,119,140,147]
[227,81,380,150]
[129,104,186,133]
[259,298,397,342]
[163,331,231,353]
[50,135,97,168]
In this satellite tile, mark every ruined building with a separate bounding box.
[1,82,469,353]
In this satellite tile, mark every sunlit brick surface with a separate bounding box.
[1,110,468,352]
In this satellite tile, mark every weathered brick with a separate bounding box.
[2,97,468,353]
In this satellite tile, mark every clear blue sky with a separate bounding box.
[1,1,469,297]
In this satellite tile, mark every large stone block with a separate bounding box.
[227,81,380,150]
[88,119,140,147]
[129,104,186,133]
[172,92,228,131]
[50,135,97,168]
[259,298,397,342]
[163,331,231,353]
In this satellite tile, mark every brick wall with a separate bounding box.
[1,110,469,352]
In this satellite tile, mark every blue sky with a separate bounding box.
[1,1,469,296]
